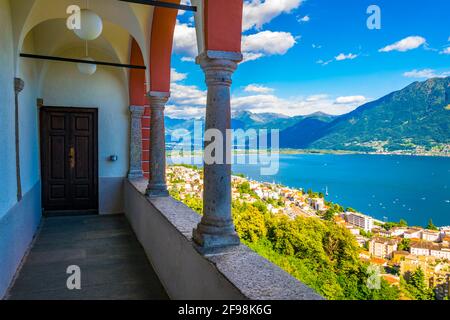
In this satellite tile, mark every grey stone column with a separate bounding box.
[145,92,169,197]
[193,51,243,250]
[128,105,145,179]
[14,78,24,201]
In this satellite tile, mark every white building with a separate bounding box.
[369,237,398,259]
[422,230,441,242]
[347,226,361,236]
[411,245,432,257]
[309,198,326,211]
[345,212,374,232]
[410,242,450,260]
[391,227,408,237]
[404,228,423,239]
[430,248,450,261]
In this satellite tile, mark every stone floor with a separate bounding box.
[7,214,169,300]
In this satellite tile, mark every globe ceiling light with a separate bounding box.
[77,57,97,75]
[74,9,103,41]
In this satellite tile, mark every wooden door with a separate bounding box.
[40,107,98,215]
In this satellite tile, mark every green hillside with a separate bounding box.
[309,77,450,152]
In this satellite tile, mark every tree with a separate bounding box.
[404,267,435,300]
[324,209,336,221]
[398,238,411,251]
[169,166,404,300]
[399,219,408,227]
[252,200,268,214]
[232,202,267,243]
[427,219,438,231]
[237,182,258,198]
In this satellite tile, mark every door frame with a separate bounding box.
[39,106,99,216]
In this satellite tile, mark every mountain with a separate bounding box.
[281,77,450,152]
[166,77,450,152]
[231,110,336,131]
[166,110,336,135]
[232,110,295,130]
[279,118,330,148]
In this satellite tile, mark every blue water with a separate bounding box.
[169,154,450,227]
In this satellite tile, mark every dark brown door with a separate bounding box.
[40,107,98,215]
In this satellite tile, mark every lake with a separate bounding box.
[169,153,450,227]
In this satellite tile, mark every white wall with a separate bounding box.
[0,0,42,298]
[17,32,40,195]
[40,47,130,178]
[0,0,18,216]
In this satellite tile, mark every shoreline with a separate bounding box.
[167,148,450,158]
[169,163,449,230]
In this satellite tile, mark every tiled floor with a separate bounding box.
[7,214,168,300]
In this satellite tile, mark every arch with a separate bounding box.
[129,38,147,106]
[148,0,180,93]
[18,17,137,97]
[193,0,243,54]
[12,0,153,79]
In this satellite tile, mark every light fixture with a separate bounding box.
[74,1,103,41]
[77,56,97,75]
[77,41,96,75]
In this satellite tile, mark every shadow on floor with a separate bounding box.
[7,214,169,300]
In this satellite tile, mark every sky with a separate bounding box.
[167,0,450,119]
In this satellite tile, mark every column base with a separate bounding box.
[145,183,169,197]
[193,227,240,251]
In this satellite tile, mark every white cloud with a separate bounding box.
[242,52,264,62]
[243,0,303,31]
[335,96,366,104]
[316,59,331,66]
[379,36,426,52]
[181,56,195,62]
[166,105,205,119]
[335,53,358,61]
[170,82,206,105]
[306,94,328,102]
[317,53,358,66]
[171,69,187,82]
[167,70,367,118]
[298,15,310,23]
[244,84,275,93]
[173,21,297,63]
[232,93,366,116]
[242,30,297,61]
[403,69,450,79]
[440,47,450,55]
[173,21,198,57]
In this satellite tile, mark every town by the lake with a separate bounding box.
[167,165,450,300]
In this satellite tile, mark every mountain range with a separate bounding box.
[166,77,450,152]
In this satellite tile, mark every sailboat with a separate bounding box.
[325,186,329,197]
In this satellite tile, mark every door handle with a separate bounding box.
[69,146,75,169]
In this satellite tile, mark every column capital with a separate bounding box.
[129,105,145,117]
[196,51,242,87]
[147,92,170,109]
[14,78,24,94]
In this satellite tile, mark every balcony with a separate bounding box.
[5,178,322,300]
